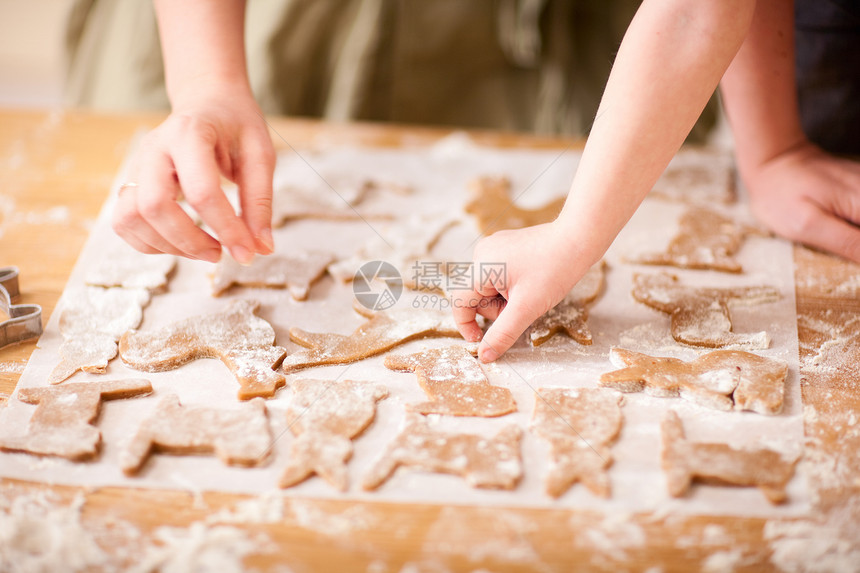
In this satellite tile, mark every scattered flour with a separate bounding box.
[287,499,378,537]
[0,491,106,573]
[0,362,26,375]
[207,491,286,525]
[131,522,271,573]
[764,519,860,573]
[702,549,744,573]
[423,507,542,566]
[580,513,646,562]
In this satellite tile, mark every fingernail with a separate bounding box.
[468,329,483,343]
[232,245,254,265]
[479,346,498,363]
[258,228,274,254]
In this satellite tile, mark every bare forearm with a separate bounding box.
[720,0,805,175]
[558,0,755,260]
[154,0,250,106]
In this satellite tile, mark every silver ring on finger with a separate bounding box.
[118,181,139,195]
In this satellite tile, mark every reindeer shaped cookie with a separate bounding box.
[120,394,272,475]
[465,176,565,235]
[661,411,797,504]
[119,299,287,400]
[279,379,388,491]
[384,345,516,417]
[530,387,623,498]
[627,207,765,273]
[272,177,409,226]
[282,305,464,374]
[528,261,606,346]
[632,272,781,348]
[211,251,334,300]
[362,414,523,490]
[601,347,788,415]
[0,379,152,460]
[49,287,151,384]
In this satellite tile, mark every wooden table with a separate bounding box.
[1,108,858,571]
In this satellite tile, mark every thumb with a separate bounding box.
[478,296,540,362]
[237,134,276,254]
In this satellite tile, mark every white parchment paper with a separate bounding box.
[0,135,808,518]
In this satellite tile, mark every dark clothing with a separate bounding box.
[796,0,860,155]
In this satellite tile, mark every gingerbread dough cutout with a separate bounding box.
[211,251,334,300]
[279,379,388,491]
[282,304,463,374]
[650,148,736,205]
[626,207,765,273]
[0,379,152,460]
[384,346,516,417]
[272,178,410,226]
[601,347,788,415]
[465,176,565,235]
[119,299,287,400]
[530,387,622,498]
[86,242,176,292]
[327,214,456,285]
[49,287,152,384]
[120,394,272,475]
[362,414,523,491]
[632,272,781,349]
[661,410,797,504]
[529,261,606,346]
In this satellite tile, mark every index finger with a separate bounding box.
[172,133,257,264]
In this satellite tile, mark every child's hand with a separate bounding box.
[112,89,275,264]
[744,143,860,262]
[451,222,594,362]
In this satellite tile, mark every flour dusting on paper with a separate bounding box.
[0,136,808,520]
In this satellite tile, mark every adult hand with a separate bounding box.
[744,142,860,262]
[451,222,591,362]
[112,87,276,264]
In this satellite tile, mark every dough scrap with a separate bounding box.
[120,394,272,475]
[281,304,463,374]
[529,387,622,498]
[465,176,565,235]
[272,178,410,226]
[279,379,388,491]
[529,261,606,346]
[661,410,797,504]
[601,347,788,415]
[0,379,152,460]
[362,414,523,491]
[326,214,456,286]
[211,251,334,300]
[627,207,765,273]
[384,345,516,417]
[86,242,176,292]
[49,287,152,384]
[632,272,781,349]
[650,148,736,205]
[119,299,287,400]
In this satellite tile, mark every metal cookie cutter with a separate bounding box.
[0,266,43,348]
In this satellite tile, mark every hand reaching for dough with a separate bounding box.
[744,143,860,263]
[451,222,592,362]
[112,88,276,264]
